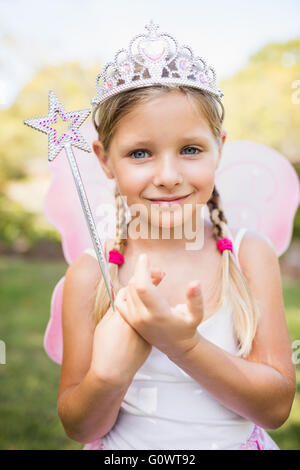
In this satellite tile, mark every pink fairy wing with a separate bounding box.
[43,276,64,365]
[43,119,118,364]
[213,140,300,256]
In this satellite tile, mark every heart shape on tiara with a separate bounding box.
[140,39,167,62]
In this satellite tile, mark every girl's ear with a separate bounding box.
[216,129,227,169]
[92,140,115,179]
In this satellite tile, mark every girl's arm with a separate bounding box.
[57,254,131,444]
[58,368,130,444]
[167,232,296,430]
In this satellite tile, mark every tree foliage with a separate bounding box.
[222,38,300,162]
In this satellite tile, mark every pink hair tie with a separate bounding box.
[108,249,125,265]
[216,238,233,253]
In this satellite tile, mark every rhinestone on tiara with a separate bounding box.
[91,20,224,116]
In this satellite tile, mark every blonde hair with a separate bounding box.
[91,84,261,358]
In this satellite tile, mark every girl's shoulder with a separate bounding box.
[76,238,115,286]
[65,251,102,295]
[66,238,114,291]
[231,226,277,278]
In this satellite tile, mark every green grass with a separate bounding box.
[0,256,299,450]
[0,256,81,450]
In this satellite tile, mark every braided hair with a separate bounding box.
[92,185,128,328]
[206,186,261,357]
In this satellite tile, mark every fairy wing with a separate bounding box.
[210,140,300,256]
[44,126,300,364]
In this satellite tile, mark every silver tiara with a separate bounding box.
[91,20,224,115]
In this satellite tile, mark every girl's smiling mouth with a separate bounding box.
[145,193,192,207]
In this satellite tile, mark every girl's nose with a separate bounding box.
[152,154,183,188]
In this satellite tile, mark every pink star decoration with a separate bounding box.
[24,90,91,161]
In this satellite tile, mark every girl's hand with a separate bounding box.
[90,266,165,388]
[115,253,204,360]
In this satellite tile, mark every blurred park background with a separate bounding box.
[0,0,300,450]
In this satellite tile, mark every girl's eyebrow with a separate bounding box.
[120,138,153,150]
[179,135,211,145]
[119,135,210,151]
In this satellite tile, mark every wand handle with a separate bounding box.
[64,142,116,311]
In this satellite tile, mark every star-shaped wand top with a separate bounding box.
[24,90,92,161]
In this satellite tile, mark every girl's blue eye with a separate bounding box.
[183,146,201,155]
[129,149,150,159]
[128,146,202,160]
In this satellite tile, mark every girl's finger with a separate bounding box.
[186,281,204,322]
[131,256,165,309]
[135,253,152,287]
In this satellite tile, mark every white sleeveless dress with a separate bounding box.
[82,228,279,450]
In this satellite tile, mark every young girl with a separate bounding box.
[56,22,296,450]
